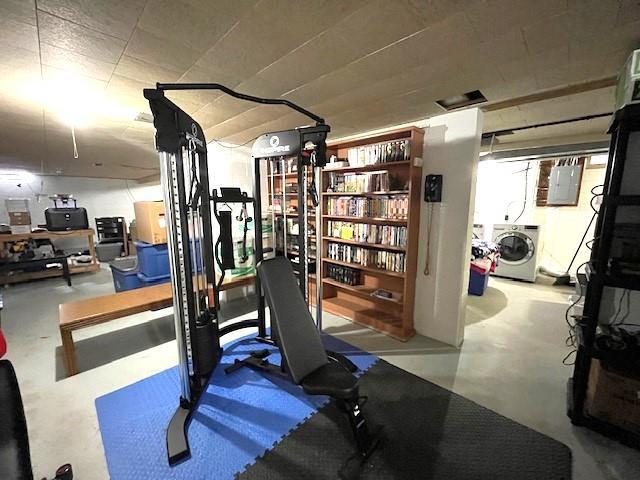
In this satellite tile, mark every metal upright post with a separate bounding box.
[299,154,307,299]
[160,152,191,402]
[253,157,267,338]
[281,157,287,258]
[315,164,323,331]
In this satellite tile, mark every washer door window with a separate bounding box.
[496,232,535,266]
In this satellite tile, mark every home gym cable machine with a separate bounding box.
[143,84,329,464]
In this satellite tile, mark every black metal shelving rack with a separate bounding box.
[568,103,640,447]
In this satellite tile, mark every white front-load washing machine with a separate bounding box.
[491,224,542,282]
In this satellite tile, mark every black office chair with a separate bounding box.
[228,257,380,463]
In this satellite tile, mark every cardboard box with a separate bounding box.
[134,201,167,245]
[586,359,640,435]
[8,211,31,225]
[10,225,31,234]
[5,198,29,213]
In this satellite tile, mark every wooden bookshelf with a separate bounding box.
[320,126,424,341]
[265,163,317,302]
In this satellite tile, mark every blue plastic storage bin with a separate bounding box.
[468,268,490,296]
[110,256,143,292]
[135,241,170,278]
[136,271,171,287]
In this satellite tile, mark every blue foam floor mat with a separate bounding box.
[95,334,377,480]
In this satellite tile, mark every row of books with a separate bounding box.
[328,172,390,193]
[327,242,406,273]
[326,264,361,286]
[327,221,407,247]
[347,140,411,166]
[326,196,409,219]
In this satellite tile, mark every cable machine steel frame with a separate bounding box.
[144,84,329,465]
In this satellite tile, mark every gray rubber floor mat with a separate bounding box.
[236,359,572,480]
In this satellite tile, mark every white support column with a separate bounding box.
[413,108,483,347]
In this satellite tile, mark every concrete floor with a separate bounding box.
[1,268,639,479]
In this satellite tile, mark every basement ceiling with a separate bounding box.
[0,0,638,180]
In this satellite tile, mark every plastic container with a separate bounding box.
[96,242,123,262]
[110,256,143,292]
[135,241,170,278]
[468,268,490,296]
[136,271,171,287]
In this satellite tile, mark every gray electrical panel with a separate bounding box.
[547,164,583,205]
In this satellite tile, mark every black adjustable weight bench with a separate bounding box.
[226,257,380,467]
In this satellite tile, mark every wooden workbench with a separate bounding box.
[0,229,99,284]
[59,274,255,376]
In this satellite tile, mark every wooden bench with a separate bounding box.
[59,275,255,377]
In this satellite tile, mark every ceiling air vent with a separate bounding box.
[436,90,487,111]
[134,112,154,123]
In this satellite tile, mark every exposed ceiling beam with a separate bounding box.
[481,141,609,162]
[482,77,617,112]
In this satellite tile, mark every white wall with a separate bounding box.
[0,174,162,251]
[0,175,162,228]
[0,142,254,253]
[473,159,606,277]
[413,108,483,347]
[474,160,539,227]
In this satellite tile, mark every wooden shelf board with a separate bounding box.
[0,262,99,284]
[322,296,412,341]
[0,229,95,242]
[322,190,409,197]
[70,263,100,273]
[323,160,411,174]
[322,258,405,278]
[322,215,407,225]
[322,236,405,252]
[268,173,298,178]
[322,278,402,304]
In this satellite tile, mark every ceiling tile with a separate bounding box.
[254,29,364,96]
[114,55,182,85]
[465,0,567,41]
[193,95,255,130]
[0,0,37,25]
[569,21,640,64]
[125,27,201,73]
[0,45,41,80]
[474,28,528,65]
[38,11,126,63]
[181,0,259,18]
[283,69,364,107]
[41,43,115,82]
[617,0,640,25]
[522,14,569,55]
[37,0,145,40]
[497,46,569,84]
[328,0,429,57]
[196,0,368,82]
[137,0,237,53]
[0,16,39,52]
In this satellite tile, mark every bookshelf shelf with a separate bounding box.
[321,126,424,341]
[322,215,407,224]
[322,190,409,197]
[322,278,403,305]
[322,236,406,252]
[322,296,408,340]
[324,160,411,173]
[322,257,405,278]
